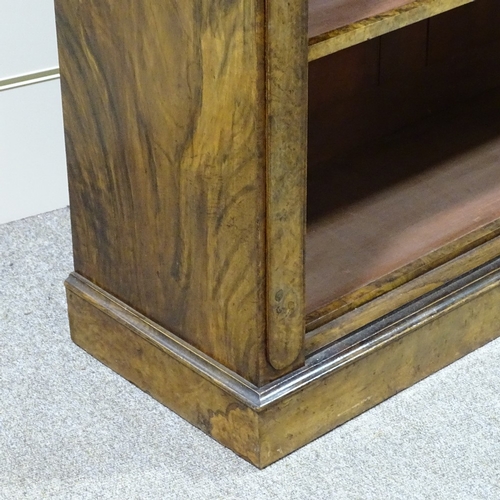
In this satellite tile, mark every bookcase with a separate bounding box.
[55,0,500,467]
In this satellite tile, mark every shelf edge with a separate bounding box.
[308,0,473,61]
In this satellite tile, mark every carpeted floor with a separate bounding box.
[1,207,499,499]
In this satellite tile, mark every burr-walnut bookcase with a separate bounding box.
[55,0,500,467]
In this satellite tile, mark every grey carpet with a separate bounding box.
[1,207,499,500]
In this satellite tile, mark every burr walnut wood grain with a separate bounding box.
[265,0,308,370]
[66,278,262,465]
[55,0,307,384]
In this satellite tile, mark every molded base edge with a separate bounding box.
[66,259,500,468]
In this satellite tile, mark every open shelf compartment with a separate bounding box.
[305,0,500,341]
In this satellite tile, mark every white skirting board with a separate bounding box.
[0,78,68,225]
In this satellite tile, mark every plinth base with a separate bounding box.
[66,258,500,468]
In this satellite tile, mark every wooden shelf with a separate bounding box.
[306,88,500,323]
[309,0,472,60]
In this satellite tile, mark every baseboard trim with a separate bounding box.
[0,68,60,92]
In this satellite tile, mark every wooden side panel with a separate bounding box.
[265,0,308,370]
[55,0,271,383]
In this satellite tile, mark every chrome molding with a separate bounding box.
[66,254,500,410]
[0,67,60,92]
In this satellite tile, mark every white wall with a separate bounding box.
[0,0,59,79]
[0,0,68,225]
